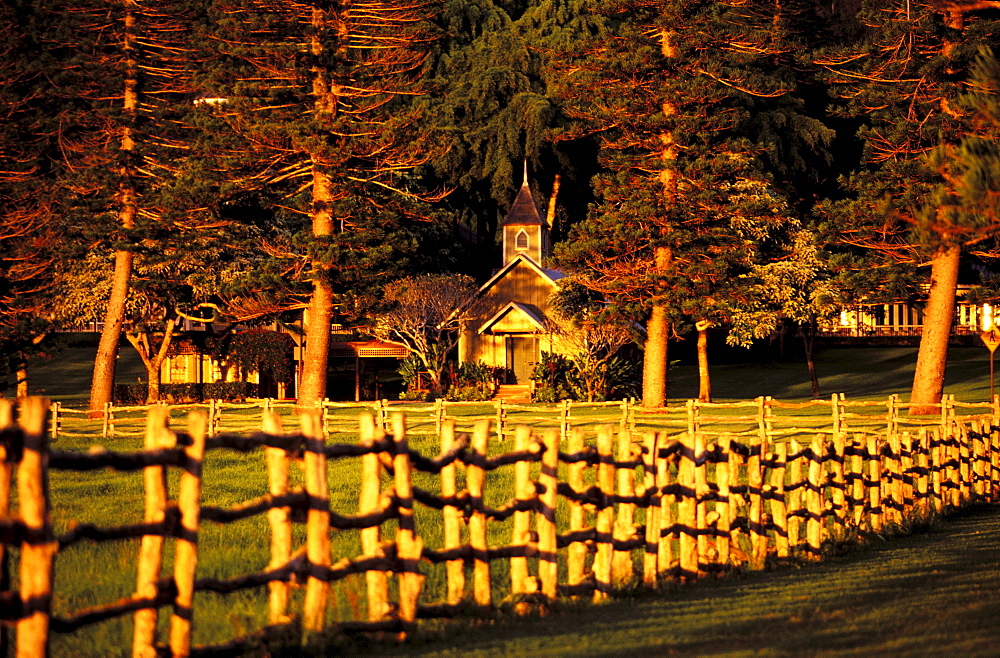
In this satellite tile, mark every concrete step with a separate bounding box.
[493,384,532,402]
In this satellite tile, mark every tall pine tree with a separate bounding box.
[203,0,442,405]
[553,0,800,406]
[816,1,1000,412]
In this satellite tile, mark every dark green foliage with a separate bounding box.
[531,352,577,402]
[209,330,294,384]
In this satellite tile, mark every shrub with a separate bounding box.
[443,385,490,402]
[399,389,433,402]
[161,383,202,403]
[113,383,146,405]
[530,352,577,402]
[204,381,256,401]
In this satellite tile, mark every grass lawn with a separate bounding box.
[383,506,1000,657]
[4,340,999,405]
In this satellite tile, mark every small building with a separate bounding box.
[459,173,569,385]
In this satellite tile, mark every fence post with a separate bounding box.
[657,435,676,576]
[866,435,883,533]
[537,429,559,601]
[916,429,931,517]
[170,409,207,657]
[511,426,535,610]
[593,425,615,600]
[0,401,13,656]
[49,401,60,440]
[830,431,846,538]
[468,419,491,611]
[806,435,825,559]
[887,394,899,436]
[434,398,444,437]
[886,433,902,527]
[133,405,174,657]
[391,413,424,638]
[263,411,293,625]
[715,435,732,568]
[439,420,464,606]
[748,427,766,569]
[612,429,637,584]
[16,398,56,658]
[642,432,661,586]
[494,399,506,441]
[850,435,865,528]
[103,401,112,439]
[561,399,571,442]
[958,424,971,506]
[301,407,330,637]
[360,413,391,619]
[677,429,698,580]
[787,439,802,551]
[831,394,841,439]
[566,429,588,594]
[770,442,789,559]
[693,431,710,576]
[931,429,944,515]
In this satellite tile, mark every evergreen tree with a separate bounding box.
[202,0,442,405]
[816,3,1000,412]
[553,0,802,406]
[33,0,217,413]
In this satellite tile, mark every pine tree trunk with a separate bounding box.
[296,8,341,407]
[89,5,138,417]
[910,244,961,415]
[89,251,134,415]
[697,322,711,403]
[642,300,669,407]
[297,170,335,407]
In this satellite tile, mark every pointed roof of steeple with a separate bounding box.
[501,162,547,227]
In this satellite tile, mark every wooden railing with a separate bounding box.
[2,396,998,655]
[49,394,998,445]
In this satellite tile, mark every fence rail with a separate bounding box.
[50,394,1000,444]
[1,395,998,655]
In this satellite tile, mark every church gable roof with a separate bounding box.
[477,301,548,334]
[478,253,564,295]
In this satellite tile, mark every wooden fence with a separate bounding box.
[2,395,999,655]
[49,393,999,443]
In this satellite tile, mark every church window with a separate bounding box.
[515,230,529,250]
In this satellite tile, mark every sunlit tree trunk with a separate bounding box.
[642,301,669,407]
[296,6,342,407]
[910,244,961,414]
[89,3,138,416]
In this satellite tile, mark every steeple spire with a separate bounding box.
[523,159,529,187]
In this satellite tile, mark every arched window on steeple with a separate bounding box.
[516,230,529,251]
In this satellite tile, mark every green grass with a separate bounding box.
[381,506,1000,657]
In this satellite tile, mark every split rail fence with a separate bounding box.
[49,393,998,444]
[2,394,999,655]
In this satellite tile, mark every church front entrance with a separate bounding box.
[505,336,537,384]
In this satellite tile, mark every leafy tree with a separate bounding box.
[730,229,843,397]
[546,283,632,402]
[373,275,485,394]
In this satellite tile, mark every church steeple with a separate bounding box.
[500,164,550,265]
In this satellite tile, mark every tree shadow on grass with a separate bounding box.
[376,506,1000,657]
